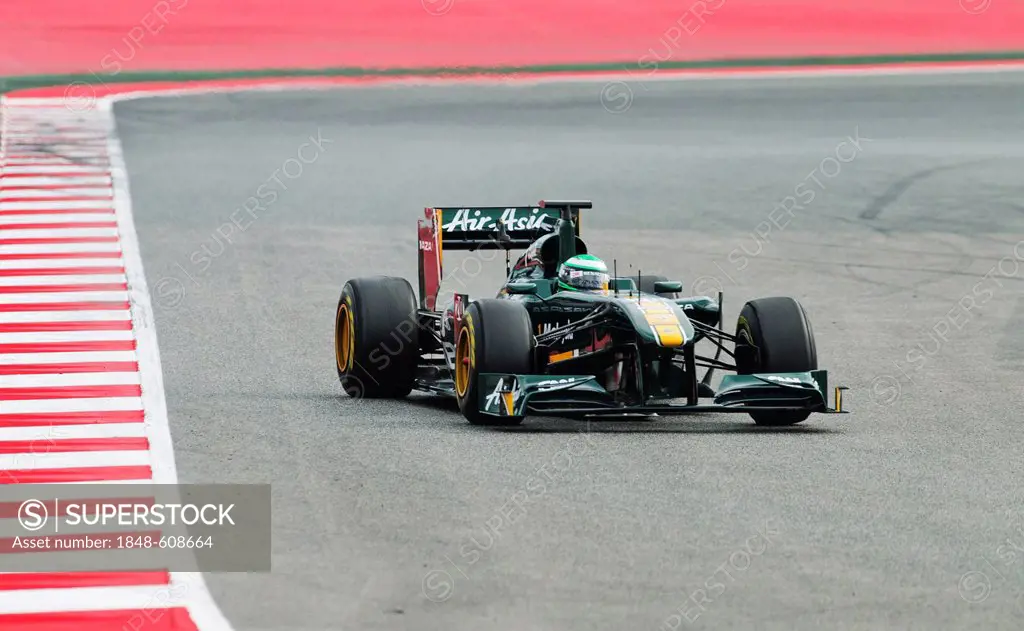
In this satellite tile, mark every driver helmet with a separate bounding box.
[557,254,610,294]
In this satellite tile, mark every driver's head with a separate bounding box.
[557,254,610,294]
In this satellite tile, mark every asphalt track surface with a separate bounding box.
[116,72,1024,631]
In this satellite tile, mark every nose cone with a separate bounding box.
[627,296,690,347]
[652,323,686,347]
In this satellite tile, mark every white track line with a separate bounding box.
[85,63,1024,111]
[0,311,132,324]
[1,140,109,147]
[0,189,112,200]
[5,135,109,141]
[0,177,112,187]
[56,478,155,485]
[0,227,120,239]
[0,272,126,284]
[0,258,123,270]
[0,164,111,172]
[0,398,144,415]
[0,373,142,387]
[0,243,122,255]
[0,584,184,614]
[0,200,115,211]
[0,274,127,286]
[0,450,150,470]
[1,152,112,160]
[0,350,137,364]
[0,330,135,343]
[0,213,118,225]
[0,424,147,441]
[0,166,110,175]
[0,291,130,304]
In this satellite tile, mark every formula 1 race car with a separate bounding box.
[334,200,848,426]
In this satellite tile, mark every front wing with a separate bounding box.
[477,370,848,418]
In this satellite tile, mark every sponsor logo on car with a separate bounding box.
[535,377,586,391]
[442,208,554,233]
[484,377,522,415]
[538,320,574,341]
[534,304,593,314]
[763,375,803,384]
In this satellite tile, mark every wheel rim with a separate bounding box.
[335,303,353,372]
[455,327,471,397]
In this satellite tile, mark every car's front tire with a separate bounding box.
[335,276,419,399]
[734,296,818,426]
[455,299,535,426]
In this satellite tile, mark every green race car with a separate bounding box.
[334,200,848,426]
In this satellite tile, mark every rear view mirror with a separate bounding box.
[506,281,538,295]
[654,281,683,294]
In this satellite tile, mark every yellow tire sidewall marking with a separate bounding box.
[336,295,356,372]
[465,313,476,370]
[737,315,753,344]
[335,303,345,371]
[343,294,355,370]
[455,326,471,398]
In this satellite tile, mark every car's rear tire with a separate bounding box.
[455,299,535,426]
[335,276,419,399]
[734,296,817,426]
[637,274,679,299]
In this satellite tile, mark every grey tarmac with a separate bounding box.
[115,70,1024,631]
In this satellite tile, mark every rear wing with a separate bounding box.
[426,206,581,250]
[417,201,590,310]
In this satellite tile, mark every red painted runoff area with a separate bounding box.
[1,0,1022,76]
